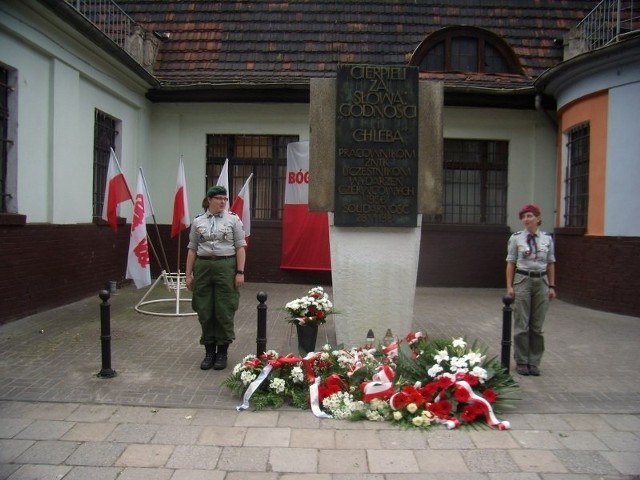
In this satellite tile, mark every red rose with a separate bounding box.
[453,385,471,403]
[482,388,497,404]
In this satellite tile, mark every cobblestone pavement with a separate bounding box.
[1,282,639,479]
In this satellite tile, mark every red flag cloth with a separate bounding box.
[126,170,151,288]
[171,158,191,238]
[230,173,252,244]
[101,149,132,231]
[280,141,331,271]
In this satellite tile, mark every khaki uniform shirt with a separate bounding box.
[506,229,555,271]
[188,210,247,257]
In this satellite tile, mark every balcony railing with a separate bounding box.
[64,0,160,71]
[575,0,640,50]
[65,0,136,50]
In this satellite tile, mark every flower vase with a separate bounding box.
[295,323,318,356]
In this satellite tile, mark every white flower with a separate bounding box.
[240,370,257,386]
[393,411,403,421]
[269,377,286,393]
[412,416,424,426]
[406,403,418,414]
[434,349,449,363]
[464,351,483,366]
[322,391,354,420]
[471,366,488,383]
[452,338,466,349]
[290,366,304,383]
[450,356,469,372]
[427,364,444,378]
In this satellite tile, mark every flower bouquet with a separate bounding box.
[284,286,334,326]
[223,333,519,431]
[284,286,335,355]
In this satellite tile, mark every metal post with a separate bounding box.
[501,294,514,371]
[256,291,268,357]
[98,290,117,378]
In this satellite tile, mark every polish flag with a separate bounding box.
[280,141,330,270]
[230,173,253,243]
[171,158,190,238]
[101,149,132,231]
[126,169,152,288]
[216,158,230,211]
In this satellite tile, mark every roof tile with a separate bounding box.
[114,0,596,89]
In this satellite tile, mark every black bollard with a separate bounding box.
[256,291,268,357]
[501,294,514,372]
[97,290,117,378]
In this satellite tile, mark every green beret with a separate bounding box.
[206,185,227,197]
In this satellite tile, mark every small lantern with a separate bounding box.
[382,328,394,347]
[365,329,375,349]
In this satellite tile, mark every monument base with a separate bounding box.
[330,214,422,348]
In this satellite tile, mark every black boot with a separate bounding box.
[200,344,216,370]
[213,344,228,370]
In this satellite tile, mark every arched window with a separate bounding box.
[410,26,522,75]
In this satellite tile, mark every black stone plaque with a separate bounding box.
[335,64,419,227]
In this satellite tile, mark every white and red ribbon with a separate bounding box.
[361,365,395,402]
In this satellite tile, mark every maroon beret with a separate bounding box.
[519,203,541,218]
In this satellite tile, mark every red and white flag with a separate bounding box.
[280,141,331,271]
[230,173,253,243]
[126,169,152,288]
[101,149,132,231]
[171,158,190,238]
[217,158,230,211]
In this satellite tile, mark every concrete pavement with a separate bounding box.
[1,282,639,479]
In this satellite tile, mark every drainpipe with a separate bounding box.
[535,94,558,131]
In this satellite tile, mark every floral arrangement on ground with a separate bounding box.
[222,333,519,430]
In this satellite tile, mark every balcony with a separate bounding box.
[64,0,159,71]
[567,0,640,57]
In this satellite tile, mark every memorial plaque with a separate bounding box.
[334,64,419,227]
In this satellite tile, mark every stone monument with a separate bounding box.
[309,64,443,347]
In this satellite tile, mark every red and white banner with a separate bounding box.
[280,141,331,271]
[230,173,252,243]
[217,158,230,211]
[101,149,132,231]
[126,169,151,288]
[171,158,190,238]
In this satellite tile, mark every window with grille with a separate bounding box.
[93,110,120,219]
[1,65,15,214]
[206,134,299,220]
[441,139,508,224]
[411,26,522,75]
[563,123,589,228]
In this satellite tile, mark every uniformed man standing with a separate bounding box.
[185,185,246,371]
[505,204,556,377]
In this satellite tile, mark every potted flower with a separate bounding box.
[284,286,334,355]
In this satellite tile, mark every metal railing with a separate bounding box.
[576,0,640,50]
[65,0,136,50]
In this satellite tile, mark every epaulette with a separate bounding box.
[194,212,206,219]
[228,211,238,217]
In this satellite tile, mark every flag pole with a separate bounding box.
[140,168,171,273]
